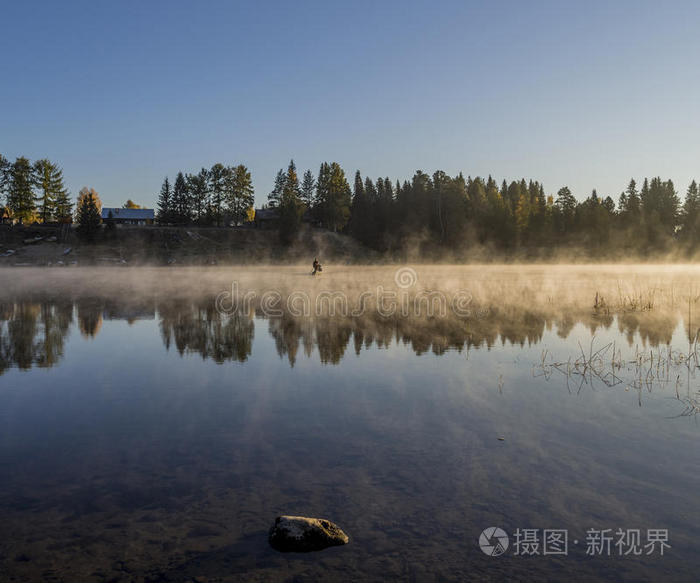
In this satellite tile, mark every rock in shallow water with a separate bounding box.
[268,515,349,552]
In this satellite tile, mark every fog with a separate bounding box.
[2,264,699,371]
[2,264,700,312]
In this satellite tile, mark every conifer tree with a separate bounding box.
[319,162,351,232]
[277,160,304,243]
[314,162,331,225]
[283,160,300,201]
[157,176,172,224]
[554,186,576,233]
[7,157,36,223]
[300,169,315,208]
[172,172,189,224]
[54,188,73,223]
[349,171,369,242]
[268,169,286,208]
[680,180,700,245]
[208,163,227,226]
[75,187,102,241]
[0,154,9,195]
[76,186,102,216]
[33,159,68,223]
[187,168,209,223]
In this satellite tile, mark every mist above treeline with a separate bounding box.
[3,152,700,260]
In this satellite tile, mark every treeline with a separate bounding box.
[156,163,254,226]
[267,160,700,255]
[0,154,72,223]
[6,149,700,257]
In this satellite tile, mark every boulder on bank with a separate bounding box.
[268,515,349,552]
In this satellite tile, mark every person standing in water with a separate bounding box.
[312,258,321,275]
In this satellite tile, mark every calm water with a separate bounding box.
[1,267,699,582]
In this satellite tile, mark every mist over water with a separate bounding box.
[1,265,699,581]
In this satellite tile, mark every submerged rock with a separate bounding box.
[268,515,349,552]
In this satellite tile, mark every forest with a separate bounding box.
[3,152,700,256]
[259,159,700,256]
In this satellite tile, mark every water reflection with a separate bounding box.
[159,299,253,363]
[0,300,73,373]
[0,294,693,374]
[1,288,699,582]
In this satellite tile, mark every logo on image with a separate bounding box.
[479,527,509,557]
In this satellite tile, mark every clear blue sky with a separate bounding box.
[2,0,699,208]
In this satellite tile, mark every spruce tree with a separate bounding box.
[157,176,172,224]
[554,186,576,233]
[54,187,73,223]
[76,187,102,241]
[680,180,700,245]
[7,157,37,223]
[76,186,102,216]
[349,171,368,241]
[33,159,68,223]
[300,170,315,209]
[268,169,286,208]
[187,168,209,223]
[208,163,227,226]
[278,161,304,244]
[0,154,8,173]
[172,172,189,224]
[0,154,11,204]
[283,160,300,201]
[326,162,351,232]
[314,162,331,225]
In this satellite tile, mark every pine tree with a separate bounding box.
[554,186,576,233]
[602,196,615,214]
[7,157,37,223]
[277,160,304,243]
[349,171,369,242]
[315,162,351,232]
[625,179,640,214]
[554,186,576,215]
[268,169,286,208]
[75,186,102,216]
[157,177,172,224]
[208,163,227,226]
[75,187,102,241]
[680,180,700,245]
[33,159,68,223]
[187,168,209,223]
[283,160,300,201]
[314,162,331,224]
[54,184,73,223]
[172,172,189,224]
[0,154,9,195]
[300,170,315,208]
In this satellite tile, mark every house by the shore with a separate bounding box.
[101,208,155,226]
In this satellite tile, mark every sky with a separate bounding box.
[2,0,700,209]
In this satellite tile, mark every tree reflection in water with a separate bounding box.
[0,292,689,375]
